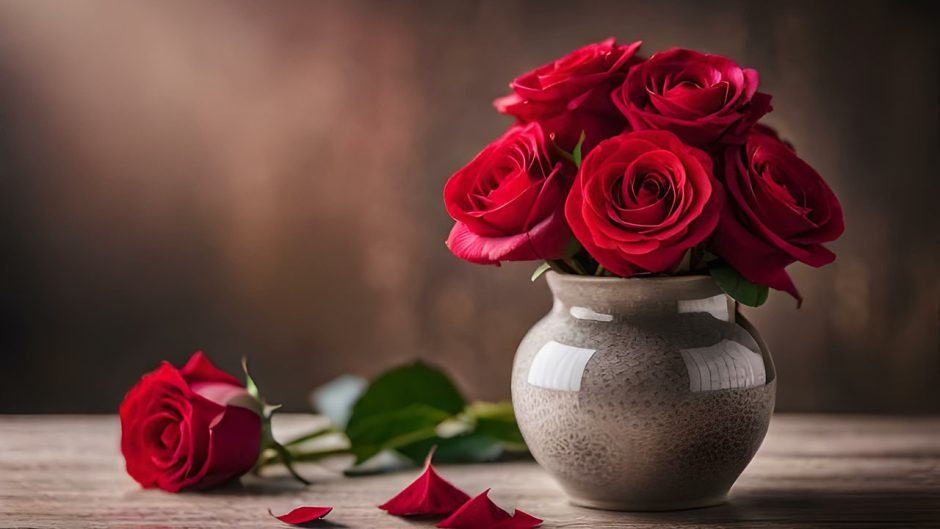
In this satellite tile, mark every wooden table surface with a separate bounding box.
[1,414,938,529]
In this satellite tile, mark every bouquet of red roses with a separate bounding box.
[443,39,844,306]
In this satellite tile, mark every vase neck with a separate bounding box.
[545,272,730,320]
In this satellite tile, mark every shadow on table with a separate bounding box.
[203,475,310,496]
[595,488,940,527]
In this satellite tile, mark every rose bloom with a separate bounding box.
[444,122,574,265]
[119,352,262,492]
[612,48,772,148]
[565,130,722,276]
[494,38,642,152]
[711,129,844,301]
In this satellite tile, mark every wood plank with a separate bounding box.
[1,415,938,528]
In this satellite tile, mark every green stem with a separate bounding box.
[281,426,339,447]
[261,446,351,467]
[594,264,605,276]
[289,447,353,462]
[552,143,576,164]
[271,441,311,485]
[563,257,587,275]
[547,259,572,274]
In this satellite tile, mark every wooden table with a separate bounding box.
[1,415,938,528]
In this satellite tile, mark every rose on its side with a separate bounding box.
[565,130,722,276]
[711,129,844,302]
[444,123,574,265]
[612,48,772,148]
[120,352,262,492]
[494,38,642,153]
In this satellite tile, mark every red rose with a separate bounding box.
[711,130,844,301]
[120,352,262,492]
[444,123,574,264]
[494,38,642,152]
[612,48,772,148]
[565,130,722,276]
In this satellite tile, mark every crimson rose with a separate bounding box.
[444,123,574,264]
[612,48,771,148]
[711,130,844,301]
[119,352,262,492]
[494,38,642,152]
[565,130,722,276]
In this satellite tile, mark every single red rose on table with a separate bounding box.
[612,48,772,148]
[119,352,262,492]
[711,129,844,302]
[565,129,722,276]
[444,122,575,265]
[494,38,642,153]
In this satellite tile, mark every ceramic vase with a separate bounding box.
[511,272,775,511]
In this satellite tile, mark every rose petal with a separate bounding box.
[614,48,771,147]
[269,506,333,525]
[566,129,720,275]
[194,406,262,489]
[492,510,543,529]
[379,448,471,516]
[436,489,540,529]
[180,351,243,387]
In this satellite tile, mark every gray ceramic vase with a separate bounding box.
[511,272,775,511]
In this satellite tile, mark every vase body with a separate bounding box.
[511,272,775,511]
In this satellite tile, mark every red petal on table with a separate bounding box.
[268,506,333,525]
[436,489,511,528]
[379,447,471,516]
[492,509,543,529]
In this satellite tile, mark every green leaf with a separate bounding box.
[397,433,505,464]
[346,361,465,434]
[345,403,451,463]
[531,262,551,282]
[573,131,586,168]
[336,361,529,471]
[709,260,769,307]
[395,402,528,464]
[464,401,526,448]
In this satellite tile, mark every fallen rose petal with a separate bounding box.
[492,509,543,529]
[436,489,511,528]
[269,506,333,525]
[379,447,471,516]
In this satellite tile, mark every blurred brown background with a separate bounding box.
[0,0,937,413]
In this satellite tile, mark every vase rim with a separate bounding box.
[544,271,723,305]
[543,271,713,283]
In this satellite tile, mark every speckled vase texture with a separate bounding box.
[511,272,776,511]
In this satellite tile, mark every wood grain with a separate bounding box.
[1,414,938,528]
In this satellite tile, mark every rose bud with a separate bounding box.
[710,129,844,302]
[612,48,772,148]
[444,122,575,265]
[494,38,643,153]
[119,352,263,492]
[564,130,722,276]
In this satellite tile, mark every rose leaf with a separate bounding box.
[346,361,465,434]
[709,260,769,307]
[346,403,452,464]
